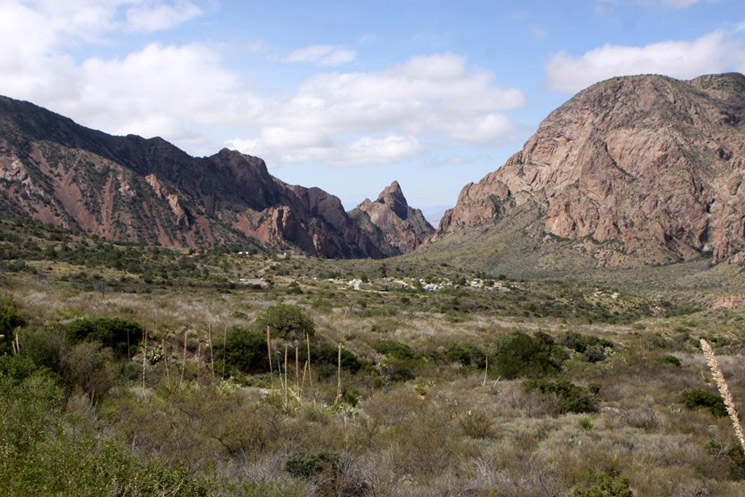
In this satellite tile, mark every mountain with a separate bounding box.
[348,181,434,256]
[0,95,428,258]
[433,73,745,267]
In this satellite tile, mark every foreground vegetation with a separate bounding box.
[2,218,745,496]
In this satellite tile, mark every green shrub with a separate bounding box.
[561,331,614,362]
[523,379,597,413]
[213,327,268,375]
[373,339,418,360]
[311,343,364,378]
[660,355,681,366]
[495,332,565,379]
[255,304,315,341]
[0,297,25,355]
[573,472,634,497]
[682,389,727,417]
[438,342,486,369]
[64,318,143,357]
[284,450,339,478]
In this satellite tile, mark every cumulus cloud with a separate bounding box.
[285,45,357,66]
[229,52,526,165]
[545,30,744,93]
[0,1,525,167]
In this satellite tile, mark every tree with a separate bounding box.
[64,317,143,358]
[254,305,315,341]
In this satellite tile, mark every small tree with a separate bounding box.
[65,317,144,358]
[254,305,315,341]
[213,327,268,374]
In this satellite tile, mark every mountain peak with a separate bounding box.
[434,72,745,267]
[351,180,434,255]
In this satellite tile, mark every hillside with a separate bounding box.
[431,73,745,268]
[0,96,419,258]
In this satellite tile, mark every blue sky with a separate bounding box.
[1,1,744,224]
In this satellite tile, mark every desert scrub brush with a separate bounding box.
[700,338,745,455]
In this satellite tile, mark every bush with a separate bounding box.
[255,305,315,341]
[213,327,268,375]
[284,450,340,478]
[495,332,566,379]
[523,379,597,413]
[660,355,681,366]
[0,297,25,355]
[64,318,143,357]
[682,389,727,417]
[573,472,634,497]
[373,339,418,360]
[311,343,364,378]
[437,342,486,369]
[561,331,614,362]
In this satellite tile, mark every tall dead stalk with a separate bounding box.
[179,332,187,388]
[701,338,745,455]
[336,343,342,404]
[267,326,273,390]
[208,324,215,379]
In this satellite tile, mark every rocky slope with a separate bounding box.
[348,181,434,256]
[0,95,411,258]
[435,73,745,266]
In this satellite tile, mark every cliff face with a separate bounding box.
[349,181,434,256]
[0,95,393,257]
[436,73,745,265]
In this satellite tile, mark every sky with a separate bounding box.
[1,0,744,224]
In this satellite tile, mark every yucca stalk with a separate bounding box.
[700,338,745,455]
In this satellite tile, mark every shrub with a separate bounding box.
[495,332,565,379]
[438,342,486,369]
[213,327,268,375]
[573,472,634,497]
[64,318,143,357]
[255,304,315,341]
[682,389,727,417]
[458,410,494,438]
[0,297,25,355]
[373,339,418,360]
[561,331,614,362]
[284,450,340,478]
[660,355,681,366]
[523,379,597,414]
[311,342,364,377]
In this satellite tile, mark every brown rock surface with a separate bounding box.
[0,95,389,257]
[435,73,745,265]
[349,181,434,256]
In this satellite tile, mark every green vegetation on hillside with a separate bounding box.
[2,217,745,496]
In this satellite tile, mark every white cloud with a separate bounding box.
[285,45,357,66]
[545,30,744,93]
[126,1,202,32]
[230,52,526,165]
[0,1,525,168]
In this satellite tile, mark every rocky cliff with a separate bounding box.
[435,73,745,265]
[0,95,408,257]
[349,181,434,256]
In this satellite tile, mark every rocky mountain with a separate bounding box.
[348,181,434,256]
[434,73,745,266]
[0,95,416,258]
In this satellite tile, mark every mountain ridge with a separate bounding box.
[433,72,745,267]
[0,95,422,258]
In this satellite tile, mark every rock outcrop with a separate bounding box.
[349,181,434,256]
[0,95,407,257]
[435,73,745,265]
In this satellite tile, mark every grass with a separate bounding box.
[2,218,745,495]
